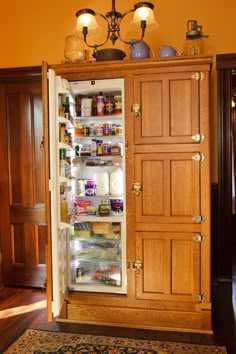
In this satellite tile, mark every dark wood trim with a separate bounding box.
[216,54,235,280]
[211,182,218,281]
[0,66,41,82]
[216,53,236,69]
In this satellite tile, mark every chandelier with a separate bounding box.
[75,0,159,50]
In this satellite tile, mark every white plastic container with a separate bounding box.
[110,167,123,196]
[93,171,109,196]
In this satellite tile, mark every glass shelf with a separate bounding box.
[74,114,122,121]
[74,215,124,222]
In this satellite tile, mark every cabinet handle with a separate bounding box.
[132,182,142,196]
[131,103,141,117]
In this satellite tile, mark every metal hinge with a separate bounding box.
[192,215,206,223]
[131,103,141,117]
[192,153,205,161]
[125,140,128,149]
[194,293,206,302]
[191,72,204,80]
[132,260,143,270]
[193,234,205,242]
[192,133,205,142]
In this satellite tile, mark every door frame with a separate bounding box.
[216,53,236,280]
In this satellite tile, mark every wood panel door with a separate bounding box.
[133,72,201,145]
[134,152,201,224]
[0,74,47,287]
[135,231,201,302]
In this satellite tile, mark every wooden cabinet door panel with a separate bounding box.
[135,231,200,302]
[0,79,46,287]
[133,72,200,144]
[134,153,200,224]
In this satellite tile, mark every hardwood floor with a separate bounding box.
[0,280,235,354]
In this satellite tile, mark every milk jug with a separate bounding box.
[110,167,123,196]
[93,171,109,196]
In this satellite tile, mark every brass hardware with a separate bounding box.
[127,261,131,269]
[200,72,204,80]
[40,136,44,151]
[193,234,205,242]
[192,133,205,142]
[132,182,142,196]
[125,140,128,149]
[192,215,206,223]
[194,293,205,302]
[192,153,205,161]
[133,260,143,270]
[191,72,204,80]
[131,103,141,117]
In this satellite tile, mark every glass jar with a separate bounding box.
[184,38,202,56]
[64,35,85,63]
[114,96,122,114]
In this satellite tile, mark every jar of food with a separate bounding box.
[96,125,103,136]
[102,142,111,156]
[74,121,82,136]
[103,122,112,136]
[105,96,115,115]
[84,180,96,196]
[98,200,111,217]
[96,140,103,156]
[116,125,122,136]
[97,92,105,116]
[82,126,90,137]
[114,96,122,114]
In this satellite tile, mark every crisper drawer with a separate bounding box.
[69,221,126,293]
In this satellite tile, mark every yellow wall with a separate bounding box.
[1,0,236,181]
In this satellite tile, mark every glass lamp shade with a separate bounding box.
[130,4,159,31]
[76,10,98,32]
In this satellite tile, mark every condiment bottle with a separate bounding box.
[97,92,105,116]
[59,123,66,142]
[64,96,71,119]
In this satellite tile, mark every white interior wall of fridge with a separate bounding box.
[68,78,127,294]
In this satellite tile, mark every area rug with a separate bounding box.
[3,329,227,354]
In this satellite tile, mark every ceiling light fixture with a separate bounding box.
[75,0,159,51]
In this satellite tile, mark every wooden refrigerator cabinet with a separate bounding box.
[42,55,212,333]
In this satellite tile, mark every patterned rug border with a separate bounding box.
[3,328,227,354]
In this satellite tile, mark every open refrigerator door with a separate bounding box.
[48,69,71,316]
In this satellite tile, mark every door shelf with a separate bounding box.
[59,222,71,230]
[59,176,71,184]
[58,116,74,128]
[59,142,73,151]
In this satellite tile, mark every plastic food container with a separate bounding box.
[110,197,123,215]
